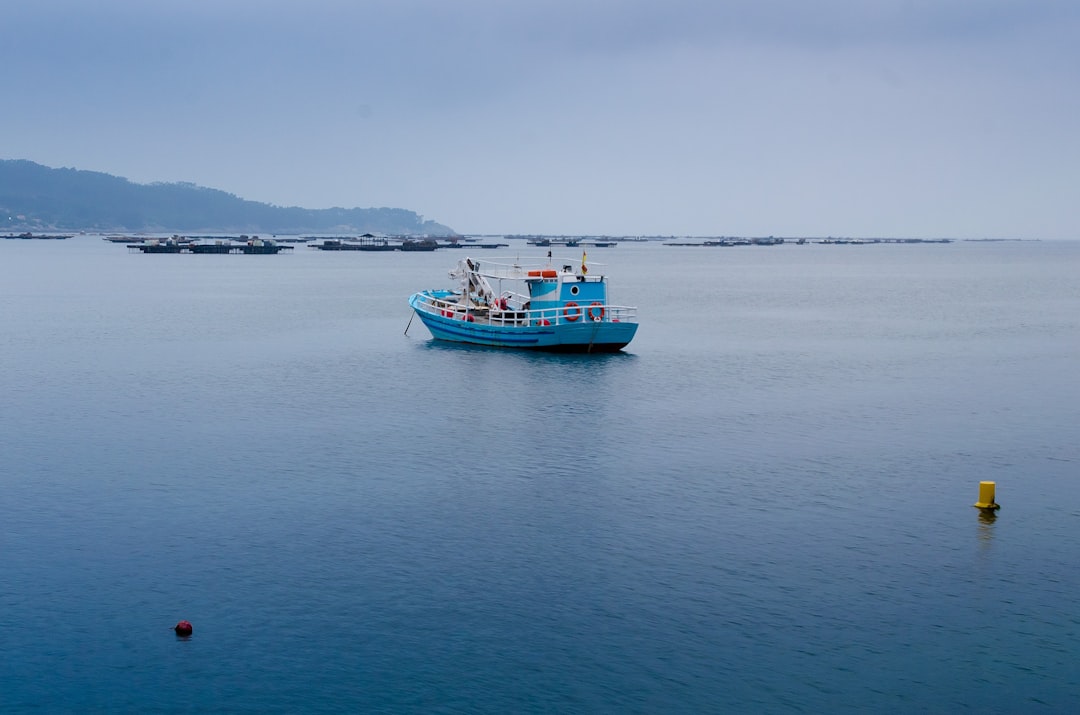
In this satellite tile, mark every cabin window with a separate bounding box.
[569,285,580,296]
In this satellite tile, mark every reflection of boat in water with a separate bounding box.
[408,254,638,352]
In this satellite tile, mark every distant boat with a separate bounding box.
[408,255,638,352]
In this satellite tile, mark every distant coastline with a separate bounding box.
[0,159,456,236]
[2,160,1049,241]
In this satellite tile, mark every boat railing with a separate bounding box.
[516,305,637,326]
[416,293,636,326]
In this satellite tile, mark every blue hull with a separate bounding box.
[410,293,637,352]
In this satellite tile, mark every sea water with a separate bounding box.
[1,237,1078,712]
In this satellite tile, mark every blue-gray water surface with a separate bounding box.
[2,237,1078,713]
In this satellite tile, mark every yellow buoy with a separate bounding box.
[974,481,1000,511]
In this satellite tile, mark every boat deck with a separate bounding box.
[414,292,636,327]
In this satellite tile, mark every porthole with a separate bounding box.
[570,285,580,296]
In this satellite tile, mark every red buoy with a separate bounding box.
[174,620,193,636]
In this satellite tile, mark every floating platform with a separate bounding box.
[310,238,448,252]
[129,242,292,254]
[3,232,72,239]
[524,239,616,247]
[310,239,393,251]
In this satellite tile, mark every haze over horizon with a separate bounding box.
[5,1,1078,239]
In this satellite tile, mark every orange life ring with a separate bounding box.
[563,302,581,322]
[587,302,604,321]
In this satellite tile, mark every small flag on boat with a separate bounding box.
[581,250,588,274]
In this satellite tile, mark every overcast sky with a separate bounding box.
[4,0,1078,237]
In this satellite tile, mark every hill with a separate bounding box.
[0,159,455,235]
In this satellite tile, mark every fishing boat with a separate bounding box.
[408,253,638,352]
